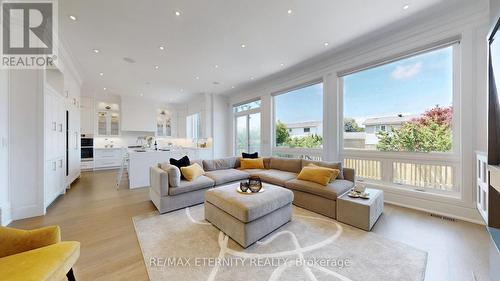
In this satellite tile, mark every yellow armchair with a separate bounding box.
[0,226,80,281]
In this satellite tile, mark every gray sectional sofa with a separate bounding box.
[149,156,355,218]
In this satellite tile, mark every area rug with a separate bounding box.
[133,204,427,281]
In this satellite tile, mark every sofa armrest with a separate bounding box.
[0,226,61,258]
[343,168,356,183]
[150,166,169,197]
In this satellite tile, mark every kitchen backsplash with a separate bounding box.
[94,132,212,149]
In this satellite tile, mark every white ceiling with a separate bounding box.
[59,0,468,103]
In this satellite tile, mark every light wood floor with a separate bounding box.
[9,170,490,281]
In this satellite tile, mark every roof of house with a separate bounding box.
[284,121,322,129]
[363,115,418,126]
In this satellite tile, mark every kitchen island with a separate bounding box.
[127,147,213,189]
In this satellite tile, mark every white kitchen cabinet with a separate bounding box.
[80,96,94,135]
[97,111,120,136]
[94,148,124,170]
[44,86,66,208]
[67,97,81,185]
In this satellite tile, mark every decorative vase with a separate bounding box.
[240,181,249,192]
[248,176,262,193]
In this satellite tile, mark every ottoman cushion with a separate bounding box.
[205,184,293,223]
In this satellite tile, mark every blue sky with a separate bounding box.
[275,46,453,126]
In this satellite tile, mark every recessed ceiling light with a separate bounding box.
[103,87,107,91]
[180,89,184,92]
[93,49,100,53]
[241,44,246,48]
[324,42,329,47]
[214,64,219,68]
[231,86,235,89]
[280,63,285,67]
[195,76,200,80]
[154,65,159,70]
[140,93,143,97]
[159,45,165,50]
[250,76,254,80]
[99,72,104,76]
[175,11,181,16]
[287,9,292,14]
[403,4,410,10]
[69,15,77,21]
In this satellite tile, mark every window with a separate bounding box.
[342,45,454,153]
[234,100,261,155]
[186,113,201,139]
[340,44,460,195]
[274,82,323,149]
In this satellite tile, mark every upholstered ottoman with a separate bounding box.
[205,183,293,248]
[336,188,384,231]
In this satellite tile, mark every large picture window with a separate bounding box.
[340,44,460,195]
[274,82,323,149]
[342,46,454,153]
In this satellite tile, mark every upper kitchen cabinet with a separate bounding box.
[96,101,120,136]
[156,108,175,137]
[121,96,156,132]
[80,96,95,135]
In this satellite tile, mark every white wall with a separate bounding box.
[9,70,45,220]
[0,70,10,226]
[225,3,489,223]
[212,94,231,158]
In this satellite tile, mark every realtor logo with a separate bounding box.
[1,0,58,68]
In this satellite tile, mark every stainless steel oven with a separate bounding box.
[81,135,93,160]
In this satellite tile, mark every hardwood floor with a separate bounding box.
[9,170,490,281]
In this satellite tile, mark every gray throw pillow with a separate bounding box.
[160,163,181,187]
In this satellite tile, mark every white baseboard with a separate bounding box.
[383,191,485,225]
[0,202,12,226]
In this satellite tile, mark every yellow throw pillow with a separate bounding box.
[180,163,205,181]
[308,163,340,183]
[240,158,265,169]
[297,166,336,186]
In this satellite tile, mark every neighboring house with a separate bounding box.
[362,114,417,149]
[285,121,323,138]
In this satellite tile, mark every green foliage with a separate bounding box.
[286,134,323,148]
[344,118,364,132]
[275,120,290,146]
[376,106,452,152]
[275,120,322,148]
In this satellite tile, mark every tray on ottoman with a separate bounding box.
[205,183,293,248]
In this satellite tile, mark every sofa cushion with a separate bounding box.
[240,168,267,176]
[160,163,181,187]
[263,157,271,169]
[269,157,302,173]
[203,157,240,171]
[205,184,293,222]
[285,179,353,200]
[240,158,265,169]
[253,169,297,186]
[204,169,249,185]
[180,163,205,181]
[302,159,344,179]
[168,175,215,196]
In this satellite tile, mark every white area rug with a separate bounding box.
[133,204,427,281]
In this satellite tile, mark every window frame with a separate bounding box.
[271,79,324,155]
[338,42,461,160]
[233,99,262,155]
[338,41,462,196]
